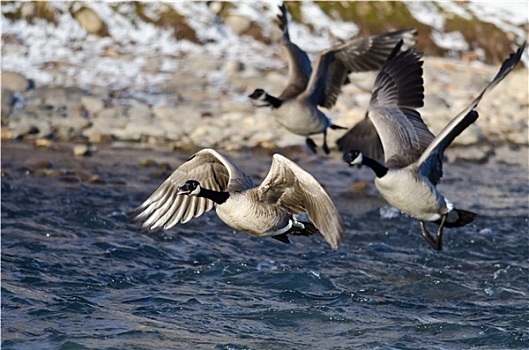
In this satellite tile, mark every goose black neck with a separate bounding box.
[265,93,283,108]
[362,156,388,178]
[198,187,229,204]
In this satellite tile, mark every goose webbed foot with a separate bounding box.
[306,137,318,154]
[271,233,290,244]
[322,142,330,155]
[420,216,445,251]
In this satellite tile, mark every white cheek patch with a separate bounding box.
[190,186,201,196]
[352,153,363,165]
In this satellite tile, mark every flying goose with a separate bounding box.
[343,41,525,250]
[132,149,344,249]
[249,3,417,154]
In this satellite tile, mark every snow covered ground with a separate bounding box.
[1,1,527,93]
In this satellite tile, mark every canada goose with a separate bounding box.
[249,3,416,154]
[132,149,344,249]
[343,41,525,250]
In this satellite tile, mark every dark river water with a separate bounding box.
[2,141,528,349]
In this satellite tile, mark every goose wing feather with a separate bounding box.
[418,42,525,185]
[277,3,312,101]
[132,149,253,231]
[334,29,417,73]
[257,154,344,249]
[336,113,384,162]
[298,27,417,109]
[302,48,348,108]
[367,42,432,168]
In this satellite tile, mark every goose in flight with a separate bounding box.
[343,41,525,250]
[132,149,345,249]
[249,2,416,154]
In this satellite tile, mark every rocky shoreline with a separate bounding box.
[2,55,528,163]
[2,2,528,162]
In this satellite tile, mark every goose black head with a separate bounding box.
[343,150,363,166]
[248,88,266,100]
[178,180,201,196]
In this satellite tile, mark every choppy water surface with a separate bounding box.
[2,141,528,349]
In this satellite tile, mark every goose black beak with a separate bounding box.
[177,184,193,195]
[342,152,354,164]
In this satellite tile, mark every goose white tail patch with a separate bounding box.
[445,198,454,212]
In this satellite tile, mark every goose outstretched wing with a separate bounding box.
[132,149,253,231]
[258,154,344,249]
[418,42,526,185]
[277,3,312,101]
[367,41,431,169]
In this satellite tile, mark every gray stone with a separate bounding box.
[187,53,220,73]
[220,101,253,114]
[8,110,52,138]
[1,72,30,92]
[225,15,252,35]
[1,89,14,118]
[112,118,165,141]
[74,7,105,35]
[152,106,178,120]
[51,116,91,132]
[127,104,152,121]
[81,96,104,114]
[157,118,185,140]
[20,2,36,17]
[40,87,83,108]
[73,144,92,157]
[221,60,245,75]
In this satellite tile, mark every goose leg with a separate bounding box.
[306,137,318,154]
[420,218,444,251]
[322,130,330,154]
[434,215,447,251]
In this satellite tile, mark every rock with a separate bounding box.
[152,106,177,120]
[51,116,91,135]
[40,87,83,109]
[127,104,152,121]
[33,138,53,148]
[224,15,252,35]
[112,119,165,141]
[20,2,36,17]
[73,7,108,36]
[1,72,30,92]
[73,144,93,157]
[221,60,245,75]
[1,89,14,119]
[81,96,104,114]
[1,128,15,140]
[157,118,185,139]
[7,110,52,138]
[187,53,220,73]
[83,106,127,141]
[86,132,113,144]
